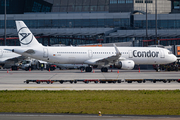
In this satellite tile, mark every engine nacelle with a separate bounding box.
[115,60,135,70]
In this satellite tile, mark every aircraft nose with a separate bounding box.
[172,55,177,62]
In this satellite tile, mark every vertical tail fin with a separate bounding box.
[16,21,42,47]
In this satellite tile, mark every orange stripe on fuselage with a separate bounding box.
[80,45,102,47]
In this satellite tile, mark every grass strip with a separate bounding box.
[0,90,180,115]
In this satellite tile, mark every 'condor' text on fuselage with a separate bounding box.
[133,50,159,58]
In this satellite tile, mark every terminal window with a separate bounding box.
[110,0,117,4]
[1,0,9,6]
[145,0,153,3]
[174,1,180,9]
[118,0,125,4]
[135,0,143,3]
[83,0,90,5]
[126,0,133,3]
[32,2,42,12]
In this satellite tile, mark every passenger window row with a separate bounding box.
[57,51,128,54]
[57,52,87,54]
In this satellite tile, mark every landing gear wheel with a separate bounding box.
[101,67,108,72]
[85,67,92,72]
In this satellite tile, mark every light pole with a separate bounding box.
[155,0,158,45]
[146,0,148,40]
[4,0,6,46]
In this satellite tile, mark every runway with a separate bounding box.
[0,69,180,90]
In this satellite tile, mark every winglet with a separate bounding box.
[113,44,121,56]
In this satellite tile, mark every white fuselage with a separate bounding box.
[19,46,177,65]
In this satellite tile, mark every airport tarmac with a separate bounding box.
[0,69,180,90]
[1,69,180,120]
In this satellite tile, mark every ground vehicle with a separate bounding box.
[20,58,40,71]
[20,58,57,71]
[46,64,56,71]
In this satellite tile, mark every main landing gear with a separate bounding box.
[101,67,108,72]
[85,67,108,72]
[85,67,92,72]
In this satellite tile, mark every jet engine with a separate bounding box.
[114,60,135,70]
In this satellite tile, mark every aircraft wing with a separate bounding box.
[38,60,47,63]
[5,56,25,62]
[84,44,122,65]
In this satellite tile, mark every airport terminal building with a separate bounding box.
[0,0,180,47]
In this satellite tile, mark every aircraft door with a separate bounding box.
[43,48,48,58]
[0,49,2,58]
[128,50,133,58]
[160,49,165,58]
[88,50,93,58]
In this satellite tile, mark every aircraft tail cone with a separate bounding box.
[117,70,119,73]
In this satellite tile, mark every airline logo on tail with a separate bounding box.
[18,27,33,45]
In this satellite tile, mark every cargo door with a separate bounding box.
[88,50,93,58]
[0,49,2,58]
[68,57,76,63]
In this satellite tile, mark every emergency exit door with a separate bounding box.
[43,48,48,58]
[160,49,165,58]
[0,49,2,57]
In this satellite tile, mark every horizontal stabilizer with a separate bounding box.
[5,48,35,55]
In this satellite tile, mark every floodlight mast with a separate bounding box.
[4,0,6,46]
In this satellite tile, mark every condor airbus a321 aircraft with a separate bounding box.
[7,21,177,72]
